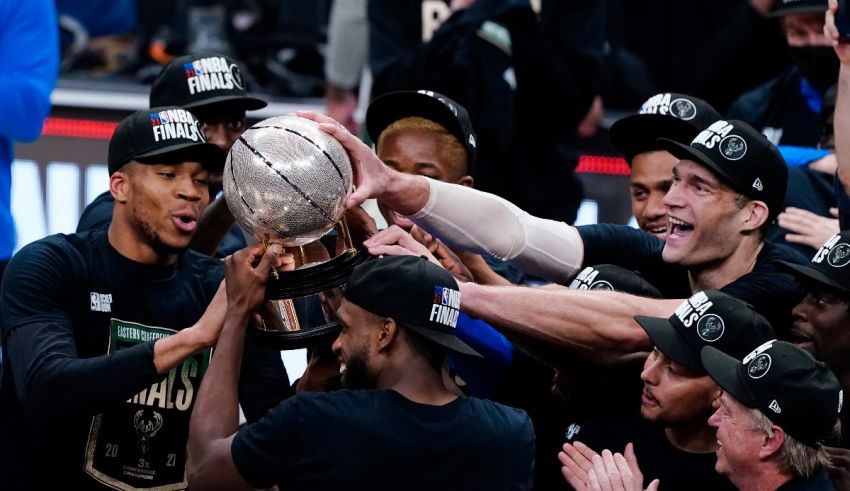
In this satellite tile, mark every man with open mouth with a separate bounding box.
[305,109,807,362]
[0,107,284,491]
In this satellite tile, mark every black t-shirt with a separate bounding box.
[563,409,735,491]
[77,191,248,257]
[777,470,836,490]
[232,389,535,491]
[0,230,290,490]
[576,224,808,337]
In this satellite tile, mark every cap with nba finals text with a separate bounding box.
[610,92,722,163]
[658,119,788,220]
[108,106,226,174]
[702,339,842,447]
[343,255,481,357]
[149,52,267,112]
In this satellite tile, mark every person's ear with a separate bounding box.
[758,424,786,460]
[742,200,769,233]
[110,169,132,204]
[377,317,398,352]
[710,388,722,410]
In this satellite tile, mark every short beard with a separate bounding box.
[341,344,374,390]
[133,212,184,257]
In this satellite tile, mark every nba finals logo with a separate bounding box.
[149,109,204,143]
[430,286,460,328]
[183,56,244,95]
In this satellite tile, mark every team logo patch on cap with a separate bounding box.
[669,98,697,120]
[673,291,714,328]
[639,93,695,119]
[692,120,736,150]
[430,286,460,328]
[747,354,772,379]
[719,135,747,161]
[569,266,614,291]
[183,56,244,95]
[148,108,204,143]
[828,243,850,268]
[697,314,725,342]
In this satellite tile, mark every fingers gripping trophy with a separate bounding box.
[223,115,371,348]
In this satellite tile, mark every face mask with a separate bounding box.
[788,46,840,93]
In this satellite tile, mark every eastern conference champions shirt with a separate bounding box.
[0,231,224,490]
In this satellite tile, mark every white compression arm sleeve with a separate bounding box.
[407,178,584,284]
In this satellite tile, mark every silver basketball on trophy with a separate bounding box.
[223,115,354,247]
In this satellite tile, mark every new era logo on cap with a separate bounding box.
[703,339,842,447]
[657,119,787,221]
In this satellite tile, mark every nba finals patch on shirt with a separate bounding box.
[658,119,788,220]
[634,290,774,372]
[778,230,850,295]
[85,319,211,490]
[107,106,226,174]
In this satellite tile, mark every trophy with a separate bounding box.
[223,115,371,348]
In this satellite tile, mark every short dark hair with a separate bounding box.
[398,321,446,371]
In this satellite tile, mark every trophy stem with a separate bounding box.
[298,245,308,265]
[336,215,356,252]
[262,239,281,280]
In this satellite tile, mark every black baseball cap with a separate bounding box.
[635,290,775,372]
[108,106,226,175]
[770,0,827,16]
[366,90,478,172]
[658,119,788,221]
[610,93,722,163]
[568,264,662,299]
[778,230,850,295]
[343,255,481,357]
[702,340,842,447]
[149,52,267,113]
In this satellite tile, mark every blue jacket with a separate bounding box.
[0,0,59,259]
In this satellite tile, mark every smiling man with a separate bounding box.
[559,291,773,490]
[187,254,534,491]
[302,111,805,358]
[702,340,842,490]
[0,107,252,490]
[609,93,721,240]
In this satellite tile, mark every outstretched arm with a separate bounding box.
[459,282,681,354]
[826,0,850,193]
[297,111,585,284]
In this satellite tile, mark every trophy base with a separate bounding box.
[252,247,373,350]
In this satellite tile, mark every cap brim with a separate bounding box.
[136,141,227,172]
[610,115,701,163]
[405,323,483,358]
[635,315,703,371]
[776,260,850,295]
[769,5,827,17]
[183,94,268,111]
[701,346,755,407]
[366,92,463,145]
